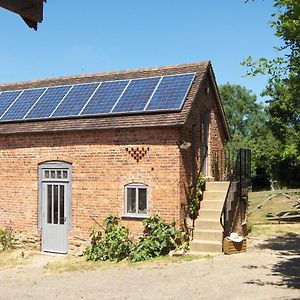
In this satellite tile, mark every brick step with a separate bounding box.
[189,240,222,253]
[205,181,230,191]
[199,208,221,219]
[193,229,223,241]
[200,200,224,210]
[194,219,223,230]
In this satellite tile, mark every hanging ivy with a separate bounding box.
[186,174,205,220]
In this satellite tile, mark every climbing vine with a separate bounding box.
[186,174,205,219]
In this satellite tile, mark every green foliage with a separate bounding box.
[271,143,300,187]
[185,174,205,219]
[85,215,181,263]
[129,215,181,262]
[241,0,300,187]
[219,84,264,137]
[219,84,280,185]
[0,227,14,251]
[85,215,132,262]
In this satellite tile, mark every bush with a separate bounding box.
[85,215,132,262]
[85,215,182,263]
[0,227,14,251]
[129,215,181,262]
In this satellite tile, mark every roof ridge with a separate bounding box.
[0,61,210,88]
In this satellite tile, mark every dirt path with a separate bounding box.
[0,234,299,300]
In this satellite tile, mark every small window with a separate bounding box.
[125,184,148,217]
[42,168,69,181]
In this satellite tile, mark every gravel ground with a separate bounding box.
[0,234,299,300]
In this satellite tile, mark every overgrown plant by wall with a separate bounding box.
[129,215,181,262]
[186,174,205,220]
[85,214,181,262]
[85,215,132,262]
[0,227,14,251]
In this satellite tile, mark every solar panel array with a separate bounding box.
[0,72,195,123]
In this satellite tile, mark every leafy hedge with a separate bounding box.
[85,215,132,262]
[85,215,181,262]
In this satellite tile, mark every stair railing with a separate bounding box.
[213,148,251,237]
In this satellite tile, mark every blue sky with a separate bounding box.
[0,1,280,102]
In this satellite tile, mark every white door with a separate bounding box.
[40,165,70,254]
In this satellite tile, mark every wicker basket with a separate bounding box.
[223,238,247,255]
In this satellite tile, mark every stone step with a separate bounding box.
[189,240,222,253]
[204,190,227,200]
[199,208,221,219]
[205,181,230,191]
[187,251,220,257]
[194,219,223,230]
[201,200,224,210]
[193,229,223,241]
[189,181,228,255]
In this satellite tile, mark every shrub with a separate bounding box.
[85,215,132,262]
[129,215,181,262]
[0,227,14,251]
[85,214,182,263]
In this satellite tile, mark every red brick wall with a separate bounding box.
[0,79,228,250]
[179,77,228,222]
[0,127,181,244]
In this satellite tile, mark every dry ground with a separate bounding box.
[0,225,300,300]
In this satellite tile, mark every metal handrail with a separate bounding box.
[218,148,251,236]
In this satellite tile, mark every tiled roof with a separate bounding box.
[0,61,228,136]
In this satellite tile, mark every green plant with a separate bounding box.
[129,215,181,262]
[178,241,189,251]
[85,215,132,262]
[0,227,14,251]
[186,174,205,219]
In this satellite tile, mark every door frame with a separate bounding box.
[38,161,72,253]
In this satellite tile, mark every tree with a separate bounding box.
[242,0,300,187]
[219,84,264,137]
[219,84,279,189]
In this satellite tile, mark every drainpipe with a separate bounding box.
[191,123,196,187]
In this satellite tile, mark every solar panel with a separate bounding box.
[145,73,195,111]
[0,90,22,118]
[112,77,160,113]
[52,83,99,117]
[0,72,195,123]
[1,88,46,121]
[80,80,129,116]
[25,85,72,119]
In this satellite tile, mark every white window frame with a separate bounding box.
[124,183,148,218]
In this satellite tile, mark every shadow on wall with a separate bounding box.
[245,233,300,289]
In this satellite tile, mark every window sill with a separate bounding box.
[122,214,148,220]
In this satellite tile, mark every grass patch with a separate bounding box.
[249,224,300,237]
[44,255,117,273]
[45,253,210,273]
[127,253,211,268]
[0,250,36,270]
[248,190,300,225]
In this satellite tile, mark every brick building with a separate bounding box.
[0,62,230,253]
